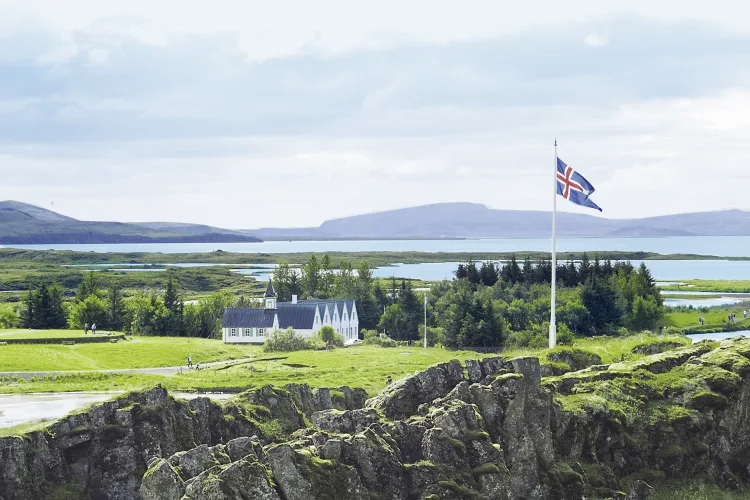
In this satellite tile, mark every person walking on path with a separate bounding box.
[84,323,89,335]
[91,323,97,335]
[187,356,193,369]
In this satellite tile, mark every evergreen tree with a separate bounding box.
[564,259,578,287]
[107,283,125,330]
[302,255,321,298]
[501,255,523,284]
[76,272,99,302]
[235,295,252,308]
[466,260,480,285]
[581,277,623,333]
[455,263,468,280]
[20,290,36,329]
[602,259,614,278]
[479,261,499,286]
[273,261,293,301]
[578,253,592,284]
[319,254,335,298]
[522,257,533,284]
[398,280,422,340]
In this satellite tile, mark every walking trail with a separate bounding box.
[0,357,254,380]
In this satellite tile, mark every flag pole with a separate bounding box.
[550,139,558,349]
[423,293,428,348]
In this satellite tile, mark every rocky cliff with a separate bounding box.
[2,338,750,499]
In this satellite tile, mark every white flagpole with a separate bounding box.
[550,139,558,349]
[423,293,428,348]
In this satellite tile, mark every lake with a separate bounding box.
[7,235,750,256]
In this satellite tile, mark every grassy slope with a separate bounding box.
[0,334,259,371]
[0,334,691,395]
[661,280,750,292]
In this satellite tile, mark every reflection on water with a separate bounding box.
[687,331,750,343]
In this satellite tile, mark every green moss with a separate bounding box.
[472,463,501,475]
[437,480,482,500]
[425,495,440,500]
[690,391,728,411]
[436,431,466,456]
[46,482,85,500]
[465,429,490,442]
[66,425,89,437]
[492,372,524,384]
[548,462,585,487]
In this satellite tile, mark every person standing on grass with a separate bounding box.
[84,322,89,335]
[92,323,97,335]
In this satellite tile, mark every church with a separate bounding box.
[221,281,359,344]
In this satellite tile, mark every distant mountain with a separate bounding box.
[246,203,750,239]
[0,201,262,245]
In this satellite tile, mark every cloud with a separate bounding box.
[0,13,749,226]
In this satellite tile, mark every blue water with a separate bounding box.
[7,236,750,256]
[687,331,750,343]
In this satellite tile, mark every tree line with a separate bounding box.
[429,255,664,348]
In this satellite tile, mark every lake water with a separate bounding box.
[687,331,750,343]
[7,235,750,256]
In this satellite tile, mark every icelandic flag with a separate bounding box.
[556,157,602,212]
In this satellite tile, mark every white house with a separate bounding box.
[221,280,359,344]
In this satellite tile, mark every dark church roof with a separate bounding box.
[265,280,277,298]
[223,304,318,330]
[223,308,275,328]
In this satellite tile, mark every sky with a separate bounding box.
[1,1,750,229]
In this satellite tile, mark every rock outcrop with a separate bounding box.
[0,384,364,500]
[6,340,750,499]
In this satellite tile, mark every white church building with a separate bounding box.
[221,281,359,344]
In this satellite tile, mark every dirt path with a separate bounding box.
[0,357,254,380]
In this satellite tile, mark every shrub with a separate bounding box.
[318,325,344,348]
[363,329,398,348]
[262,327,322,352]
[418,325,445,347]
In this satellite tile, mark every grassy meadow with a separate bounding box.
[0,333,692,395]
[0,332,258,371]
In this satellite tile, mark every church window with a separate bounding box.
[230,328,237,337]
[244,328,251,336]
[258,328,265,337]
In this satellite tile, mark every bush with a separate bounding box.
[318,325,344,348]
[362,329,398,348]
[418,325,445,347]
[262,327,323,352]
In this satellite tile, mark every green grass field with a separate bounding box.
[0,333,259,371]
[661,280,750,293]
[0,333,692,395]
[0,329,91,340]
[664,306,750,329]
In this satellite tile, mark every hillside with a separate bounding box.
[248,203,750,239]
[0,201,262,245]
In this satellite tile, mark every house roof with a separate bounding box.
[298,299,355,316]
[277,304,318,330]
[223,304,319,330]
[223,308,275,328]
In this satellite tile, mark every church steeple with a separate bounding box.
[265,280,277,310]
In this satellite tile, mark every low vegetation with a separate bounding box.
[0,333,257,371]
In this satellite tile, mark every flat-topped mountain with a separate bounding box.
[248,202,750,239]
[0,201,262,245]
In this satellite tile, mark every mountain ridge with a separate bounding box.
[4,200,750,244]
[0,201,262,245]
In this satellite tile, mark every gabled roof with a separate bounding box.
[222,304,319,330]
[223,308,275,328]
[265,280,277,298]
[276,304,318,330]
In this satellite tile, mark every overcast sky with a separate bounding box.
[2,1,749,228]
